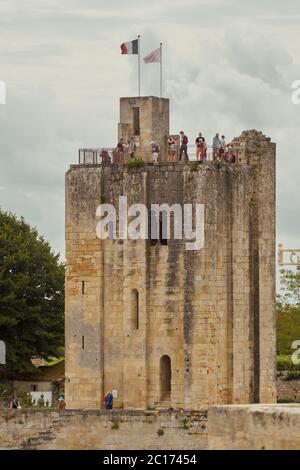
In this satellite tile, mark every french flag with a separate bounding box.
[120,39,139,55]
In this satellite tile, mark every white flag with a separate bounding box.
[143,47,161,64]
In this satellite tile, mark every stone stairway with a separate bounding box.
[19,414,71,450]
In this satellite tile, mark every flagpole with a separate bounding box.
[160,42,162,98]
[138,35,141,97]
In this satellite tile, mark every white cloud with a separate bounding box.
[0,0,300,269]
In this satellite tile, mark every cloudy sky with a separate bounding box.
[0,0,300,269]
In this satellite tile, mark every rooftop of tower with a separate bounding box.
[75,97,275,166]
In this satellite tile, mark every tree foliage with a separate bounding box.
[0,210,64,378]
[277,267,300,355]
[278,267,300,306]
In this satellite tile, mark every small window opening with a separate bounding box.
[133,107,140,136]
[160,355,171,401]
[131,289,139,330]
[159,212,168,246]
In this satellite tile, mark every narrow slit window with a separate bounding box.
[160,355,171,401]
[131,289,139,330]
[160,213,168,246]
[81,281,85,295]
[133,107,140,136]
[82,336,85,350]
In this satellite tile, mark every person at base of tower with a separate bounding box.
[151,141,160,164]
[179,131,189,161]
[11,394,19,409]
[104,391,113,410]
[195,132,206,161]
[57,395,66,411]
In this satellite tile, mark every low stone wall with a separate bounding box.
[5,404,300,450]
[0,409,207,450]
[208,404,300,450]
[277,372,300,402]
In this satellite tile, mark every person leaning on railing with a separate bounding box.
[123,139,130,161]
[212,133,221,161]
[167,135,176,161]
[100,149,111,164]
[195,132,207,162]
[128,137,136,159]
[151,141,160,164]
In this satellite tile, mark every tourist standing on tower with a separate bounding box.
[220,135,226,154]
[128,137,136,159]
[195,132,206,162]
[212,133,221,161]
[114,138,125,163]
[123,139,130,161]
[167,135,176,161]
[151,141,160,164]
[179,131,189,161]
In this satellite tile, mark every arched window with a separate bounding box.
[160,355,171,401]
[131,289,139,330]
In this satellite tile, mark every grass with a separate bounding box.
[44,356,64,367]
[277,305,300,356]
[276,355,300,371]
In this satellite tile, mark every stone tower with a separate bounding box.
[65,99,276,410]
[118,96,169,161]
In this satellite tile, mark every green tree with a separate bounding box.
[277,267,300,355]
[0,210,64,378]
[278,267,300,306]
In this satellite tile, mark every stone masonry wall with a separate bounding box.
[65,130,276,410]
[208,404,300,450]
[277,372,300,402]
[4,405,300,450]
[118,97,169,161]
[0,409,207,450]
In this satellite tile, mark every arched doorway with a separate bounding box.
[160,355,171,402]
